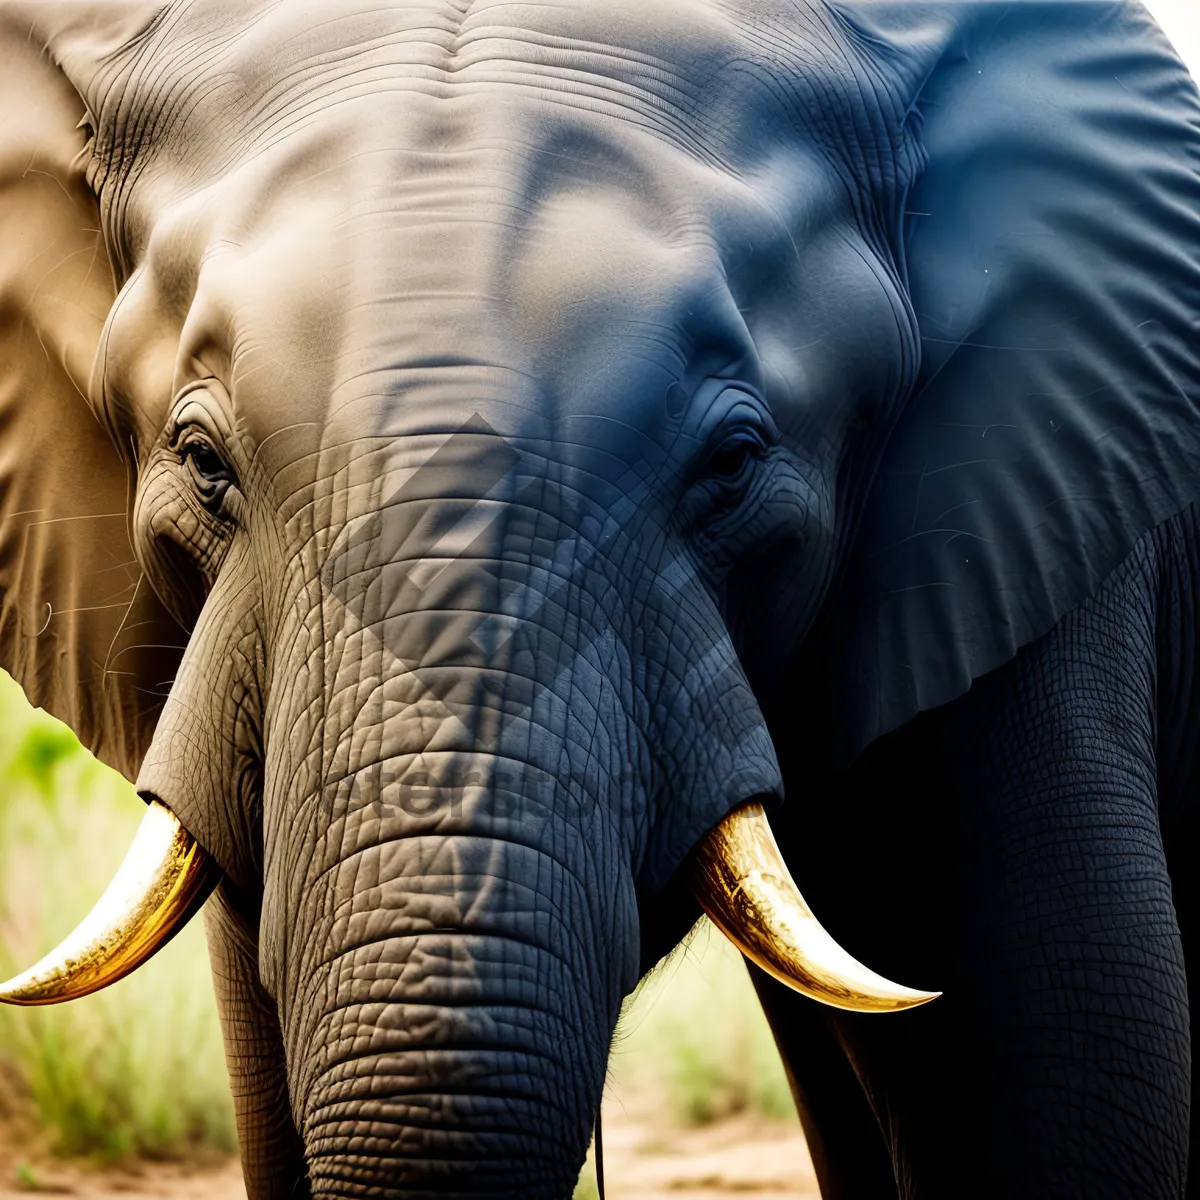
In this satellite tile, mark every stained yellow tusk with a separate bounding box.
[690,801,940,1014]
[0,799,218,1006]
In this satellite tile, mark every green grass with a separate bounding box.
[573,923,797,1196]
[611,922,795,1126]
[0,672,236,1162]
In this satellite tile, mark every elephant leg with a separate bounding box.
[1152,508,1200,1198]
[1165,798,1200,1199]
[748,963,898,1200]
[205,882,310,1199]
[879,531,1190,1197]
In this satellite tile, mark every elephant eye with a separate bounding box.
[704,429,765,488]
[184,442,226,480]
[177,435,235,510]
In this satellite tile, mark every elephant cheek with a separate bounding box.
[640,630,785,897]
[134,575,264,895]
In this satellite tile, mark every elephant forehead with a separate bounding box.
[119,87,839,455]
[97,0,907,226]
[146,138,747,433]
[91,0,913,495]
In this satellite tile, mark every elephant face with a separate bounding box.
[2,0,1198,1195]
[117,2,913,1182]
[0,0,914,1190]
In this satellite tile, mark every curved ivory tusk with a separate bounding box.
[690,801,940,1014]
[0,799,219,1006]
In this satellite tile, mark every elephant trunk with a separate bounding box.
[129,418,794,1192]
[277,752,637,1199]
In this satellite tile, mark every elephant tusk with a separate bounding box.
[0,799,219,1006]
[689,801,940,1013]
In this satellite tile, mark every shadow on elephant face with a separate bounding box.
[1,0,1198,1195]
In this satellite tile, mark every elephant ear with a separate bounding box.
[0,5,185,781]
[813,0,1200,764]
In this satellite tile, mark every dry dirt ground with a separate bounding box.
[591,1110,818,1199]
[0,1110,819,1199]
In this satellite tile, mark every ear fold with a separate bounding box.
[0,11,184,780]
[817,0,1200,763]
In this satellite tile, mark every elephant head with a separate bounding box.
[0,0,1196,1196]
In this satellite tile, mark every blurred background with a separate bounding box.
[0,2,1195,1196]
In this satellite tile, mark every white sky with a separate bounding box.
[1142,0,1199,75]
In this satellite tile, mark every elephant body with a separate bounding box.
[768,500,1200,1197]
[0,0,1197,1196]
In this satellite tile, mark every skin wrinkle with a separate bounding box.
[304,1094,575,1140]
[310,1039,576,1098]
[320,853,603,946]
[105,0,835,211]
[317,993,582,1042]
[310,806,611,899]
[315,916,595,1001]
[307,1033,587,1094]
[316,974,583,1022]
[310,1045,575,1095]
[306,1136,568,1166]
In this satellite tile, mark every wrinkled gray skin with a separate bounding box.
[2,0,1199,1197]
[79,3,902,1194]
[87,1,886,1192]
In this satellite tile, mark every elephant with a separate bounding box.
[0,0,1198,1196]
